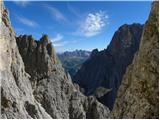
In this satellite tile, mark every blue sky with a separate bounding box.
[4,1,152,52]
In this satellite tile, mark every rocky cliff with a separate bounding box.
[74,23,143,109]
[1,1,110,119]
[112,2,159,118]
[0,2,52,119]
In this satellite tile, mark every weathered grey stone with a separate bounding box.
[0,2,52,119]
[111,2,159,118]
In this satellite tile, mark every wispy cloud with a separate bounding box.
[51,34,66,47]
[78,11,109,37]
[51,34,63,43]
[54,41,68,47]
[51,34,76,47]
[16,15,39,27]
[67,3,81,18]
[12,0,29,7]
[45,5,67,22]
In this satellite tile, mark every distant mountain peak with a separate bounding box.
[58,50,91,78]
[58,50,91,58]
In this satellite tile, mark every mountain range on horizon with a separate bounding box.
[0,1,159,119]
[57,50,91,78]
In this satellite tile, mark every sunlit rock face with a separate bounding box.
[74,23,143,109]
[0,2,52,118]
[112,1,159,118]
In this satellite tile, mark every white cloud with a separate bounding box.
[54,41,68,47]
[45,5,67,22]
[79,11,108,37]
[12,0,29,7]
[51,34,76,47]
[16,15,39,27]
[51,34,66,47]
[51,34,63,43]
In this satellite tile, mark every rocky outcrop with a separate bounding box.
[16,35,57,78]
[74,23,143,109]
[16,34,61,88]
[0,2,52,119]
[0,1,110,119]
[112,2,159,118]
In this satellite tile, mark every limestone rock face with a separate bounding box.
[0,2,52,119]
[0,2,110,119]
[16,35,57,83]
[112,2,159,118]
[74,23,143,109]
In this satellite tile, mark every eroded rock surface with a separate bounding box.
[112,2,159,118]
[0,2,52,119]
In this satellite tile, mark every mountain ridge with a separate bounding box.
[74,23,143,109]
